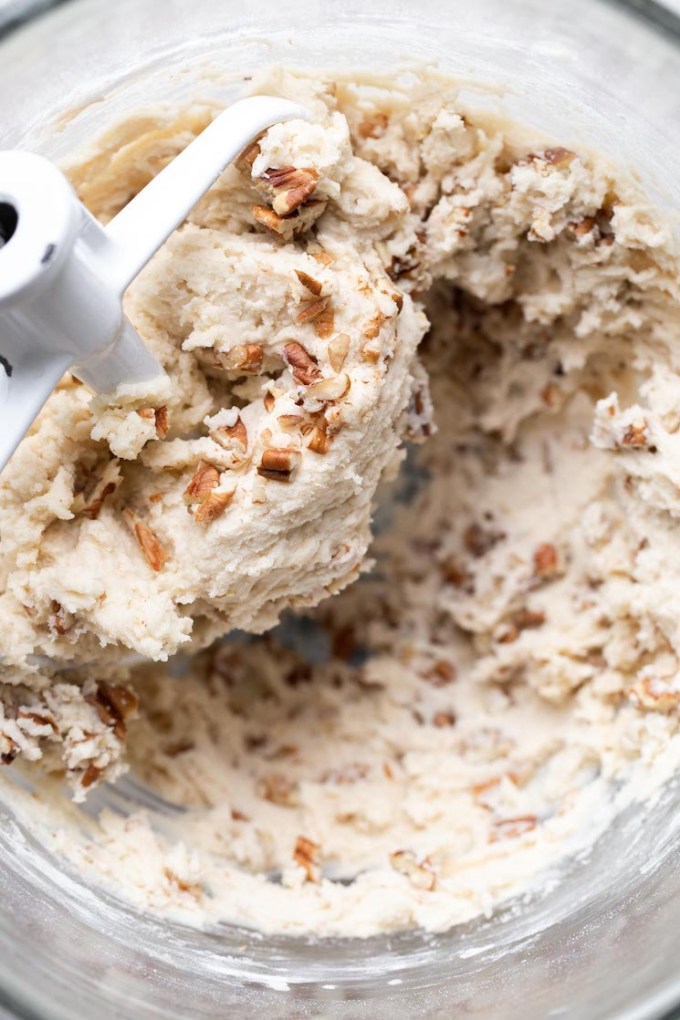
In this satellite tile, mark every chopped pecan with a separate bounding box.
[217,343,264,374]
[48,600,73,637]
[263,390,276,413]
[139,406,168,437]
[81,764,102,789]
[56,373,82,391]
[235,140,260,173]
[252,204,286,235]
[194,488,235,525]
[87,681,139,741]
[163,868,201,899]
[183,460,220,504]
[295,297,330,325]
[123,509,168,572]
[472,775,503,804]
[261,166,320,216]
[212,414,248,451]
[306,418,331,455]
[358,112,389,139]
[293,835,321,882]
[77,459,122,520]
[277,414,305,432]
[363,313,385,340]
[256,773,299,806]
[295,269,323,296]
[17,710,56,732]
[314,302,334,339]
[425,660,456,686]
[262,166,314,191]
[464,523,504,558]
[441,557,474,592]
[433,710,456,727]
[621,422,650,448]
[490,816,537,842]
[360,346,380,365]
[306,373,351,402]
[257,447,301,482]
[628,675,680,713]
[283,342,321,385]
[533,543,559,578]
[567,208,614,245]
[389,850,436,891]
[328,333,350,372]
[311,249,334,267]
[324,405,345,438]
[154,406,169,439]
[540,383,559,407]
[513,609,546,630]
[388,252,419,280]
[99,682,138,724]
[541,147,576,167]
[472,772,523,807]
[0,740,17,766]
[567,217,597,239]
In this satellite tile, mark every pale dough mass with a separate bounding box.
[3,68,680,937]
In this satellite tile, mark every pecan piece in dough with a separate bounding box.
[293,835,321,883]
[122,509,168,572]
[217,343,264,374]
[295,269,323,296]
[212,415,248,452]
[154,406,169,439]
[194,489,235,525]
[77,459,122,520]
[389,850,436,891]
[261,166,320,216]
[257,447,301,482]
[184,460,220,504]
[306,374,351,403]
[328,334,350,372]
[283,342,321,386]
[252,204,286,235]
[235,140,260,172]
[295,297,330,325]
[489,816,537,842]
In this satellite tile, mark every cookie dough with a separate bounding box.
[3,67,680,937]
[1,100,424,666]
[0,76,430,792]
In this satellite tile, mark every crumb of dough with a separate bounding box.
[4,65,680,934]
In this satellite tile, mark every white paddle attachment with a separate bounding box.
[0,96,308,473]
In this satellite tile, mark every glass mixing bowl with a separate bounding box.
[1,0,680,1016]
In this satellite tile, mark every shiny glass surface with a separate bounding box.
[0,1,679,1016]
